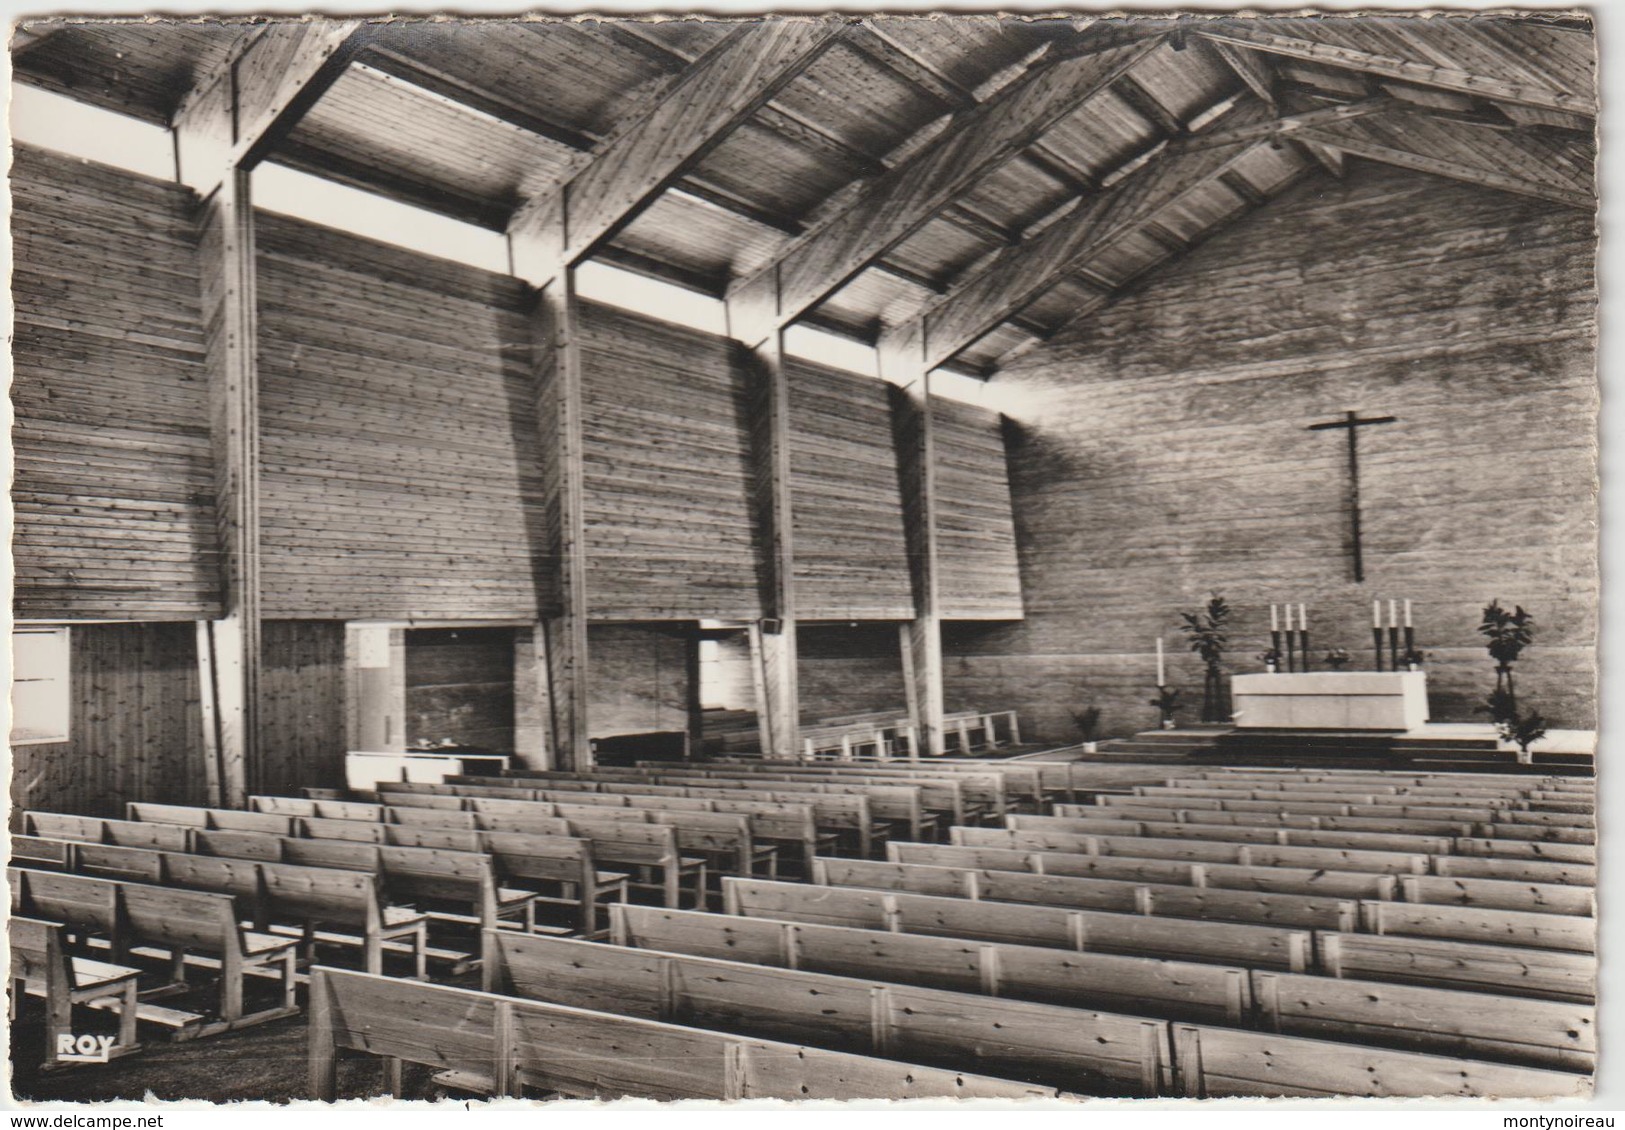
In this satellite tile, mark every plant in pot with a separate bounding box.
[1179,593,1232,723]
[1480,688,1547,765]
[1479,600,1535,714]
[1072,706,1103,754]
[1323,648,1351,670]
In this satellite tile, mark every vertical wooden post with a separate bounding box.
[684,628,704,761]
[883,334,946,757]
[529,265,592,770]
[741,330,800,759]
[199,168,260,807]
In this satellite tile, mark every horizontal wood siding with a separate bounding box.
[952,164,1597,739]
[588,623,693,739]
[257,620,346,795]
[405,627,516,751]
[787,360,914,620]
[797,623,908,725]
[578,304,765,620]
[932,397,1024,619]
[255,212,550,620]
[11,623,205,819]
[11,145,220,619]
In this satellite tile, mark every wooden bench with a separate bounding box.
[612,768,964,833]
[1399,874,1594,917]
[814,857,1360,931]
[614,904,1589,1075]
[1168,1023,1587,1098]
[679,762,1011,822]
[484,930,1170,1096]
[891,842,1398,900]
[306,966,1057,1101]
[125,802,294,835]
[1453,837,1595,865]
[1012,813,1458,855]
[799,715,901,761]
[10,916,142,1070]
[723,877,1311,971]
[1359,899,1596,954]
[1059,803,1482,838]
[12,866,300,1039]
[1431,855,1595,886]
[955,826,1427,876]
[611,902,1252,1025]
[27,812,194,852]
[1319,932,1594,1003]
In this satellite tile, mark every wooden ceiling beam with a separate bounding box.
[1197,25,1594,116]
[10,25,68,60]
[726,35,1165,347]
[1292,122,1593,210]
[1294,138,1347,178]
[848,22,976,109]
[174,20,369,195]
[507,20,847,284]
[1209,39,1278,110]
[886,101,1280,371]
[1112,73,1188,137]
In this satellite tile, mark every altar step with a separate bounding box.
[1089,727,1592,775]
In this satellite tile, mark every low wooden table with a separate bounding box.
[1230,671,1429,731]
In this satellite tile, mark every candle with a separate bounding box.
[1284,604,1293,632]
[1389,599,1397,629]
[1373,600,1381,628]
[1299,603,1307,631]
[1270,604,1278,632]
[1404,599,1413,628]
[1156,637,1165,686]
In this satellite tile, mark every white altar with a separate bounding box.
[1231,671,1430,731]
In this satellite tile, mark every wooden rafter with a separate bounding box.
[1198,23,1594,116]
[725,35,1166,348]
[888,100,1282,371]
[173,20,369,194]
[506,20,847,284]
[1209,39,1278,109]
[1294,117,1593,210]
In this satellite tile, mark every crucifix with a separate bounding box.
[1307,410,1397,583]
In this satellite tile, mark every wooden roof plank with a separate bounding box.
[507,19,848,282]
[893,99,1278,369]
[1197,22,1592,115]
[726,35,1164,346]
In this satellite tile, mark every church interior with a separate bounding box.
[6,11,1599,1103]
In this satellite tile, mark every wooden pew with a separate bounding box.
[13,866,300,1038]
[1399,875,1594,917]
[1360,900,1595,954]
[1252,968,1593,1072]
[1431,855,1595,886]
[954,826,1427,876]
[1056,803,1481,838]
[483,931,1172,1096]
[606,767,967,831]
[11,866,129,958]
[125,802,294,835]
[1169,1023,1587,1098]
[27,813,193,852]
[306,966,1058,1101]
[1095,795,1593,827]
[890,842,1397,900]
[812,858,1359,931]
[12,833,77,871]
[1010,814,1458,856]
[670,763,1009,823]
[723,877,1312,971]
[10,916,142,1070]
[614,905,1587,1075]
[1453,837,1595,865]
[611,903,1252,1025]
[1320,932,1594,1002]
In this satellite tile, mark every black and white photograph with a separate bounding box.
[1,1,1607,1112]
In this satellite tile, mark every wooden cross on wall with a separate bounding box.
[1308,410,1397,583]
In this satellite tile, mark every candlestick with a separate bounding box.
[1372,626,1385,671]
[1404,625,1416,666]
[1373,600,1381,629]
[1156,637,1165,686]
[1388,625,1400,672]
[1284,619,1296,673]
[1300,626,1311,670]
[1269,629,1282,672]
[1404,599,1413,629]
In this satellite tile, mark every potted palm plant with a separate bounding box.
[1479,600,1535,714]
[1179,594,1232,723]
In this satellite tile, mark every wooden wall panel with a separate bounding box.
[577,304,766,620]
[11,623,205,820]
[952,164,1597,739]
[932,397,1024,620]
[255,213,551,620]
[787,360,914,620]
[11,146,221,619]
[404,627,516,751]
[587,623,692,738]
[257,620,346,795]
[797,623,908,725]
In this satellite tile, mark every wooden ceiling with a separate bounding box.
[13,13,1597,377]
